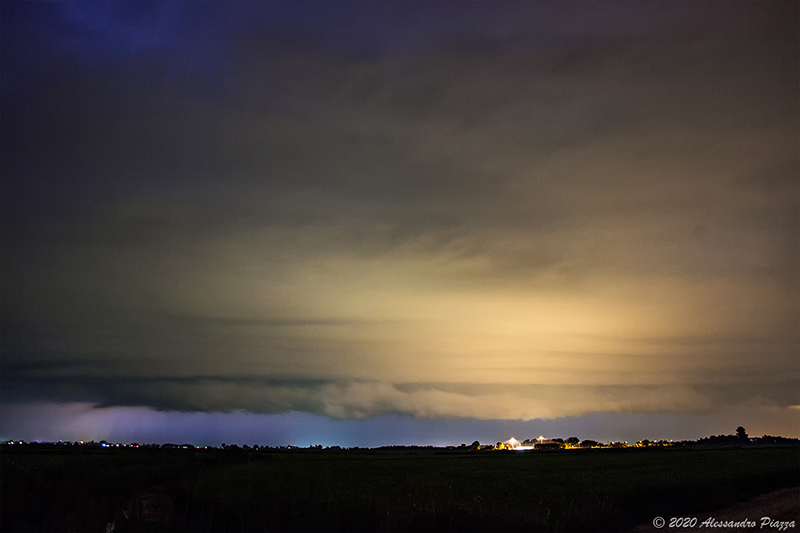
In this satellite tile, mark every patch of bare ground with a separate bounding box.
[632,487,799,533]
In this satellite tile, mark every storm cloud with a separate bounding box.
[2,1,798,442]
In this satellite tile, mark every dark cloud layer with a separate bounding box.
[2,1,798,440]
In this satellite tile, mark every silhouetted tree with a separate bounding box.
[736,426,748,441]
[566,437,580,445]
[535,441,563,450]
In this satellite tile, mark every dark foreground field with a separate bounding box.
[2,445,798,532]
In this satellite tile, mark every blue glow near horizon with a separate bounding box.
[1,402,779,448]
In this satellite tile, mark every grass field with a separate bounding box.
[2,445,798,532]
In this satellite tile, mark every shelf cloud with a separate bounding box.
[2,1,797,443]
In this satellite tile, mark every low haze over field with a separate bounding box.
[2,0,798,446]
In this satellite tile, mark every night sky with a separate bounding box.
[2,1,798,447]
